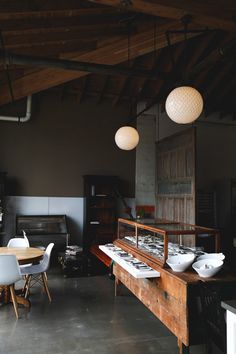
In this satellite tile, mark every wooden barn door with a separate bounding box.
[156,128,196,226]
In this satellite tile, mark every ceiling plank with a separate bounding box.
[0,21,194,106]
[87,0,236,31]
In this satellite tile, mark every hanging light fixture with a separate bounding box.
[165,86,203,124]
[115,126,139,150]
[115,18,139,151]
[165,17,204,124]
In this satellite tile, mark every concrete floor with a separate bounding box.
[0,269,204,354]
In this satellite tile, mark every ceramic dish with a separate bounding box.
[166,254,195,272]
[197,253,225,261]
[192,259,223,278]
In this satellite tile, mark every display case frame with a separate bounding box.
[115,218,220,267]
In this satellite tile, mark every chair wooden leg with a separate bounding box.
[41,272,52,302]
[22,275,29,294]
[24,275,32,299]
[9,285,19,319]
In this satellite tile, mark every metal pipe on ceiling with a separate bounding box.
[0,49,164,80]
[0,95,32,122]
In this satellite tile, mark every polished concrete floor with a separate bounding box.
[0,268,204,354]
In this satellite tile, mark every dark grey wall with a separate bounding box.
[0,92,135,197]
[196,124,236,189]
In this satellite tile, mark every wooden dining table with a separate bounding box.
[0,247,44,307]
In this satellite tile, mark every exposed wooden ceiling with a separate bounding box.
[0,0,235,118]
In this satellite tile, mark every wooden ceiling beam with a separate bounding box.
[51,86,135,102]
[204,69,236,116]
[152,41,185,101]
[2,24,132,46]
[136,51,164,99]
[0,12,128,32]
[184,32,219,74]
[0,7,117,21]
[76,76,88,103]
[112,59,136,106]
[87,0,236,32]
[192,33,231,88]
[212,72,236,104]
[97,76,110,104]
[204,62,234,98]
[0,21,191,106]
[4,39,97,52]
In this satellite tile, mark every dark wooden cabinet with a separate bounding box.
[83,175,118,253]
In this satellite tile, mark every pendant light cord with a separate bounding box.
[0,31,15,103]
[0,30,21,122]
[183,16,189,84]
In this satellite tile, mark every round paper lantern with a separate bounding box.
[115,126,139,150]
[165,86,203,124]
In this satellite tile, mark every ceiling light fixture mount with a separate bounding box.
[120,0,133,7]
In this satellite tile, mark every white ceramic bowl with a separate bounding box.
[166,254,195,272]
[192,259,223,278]
[197,253,225,261]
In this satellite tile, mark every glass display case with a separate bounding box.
[115,218,220,267]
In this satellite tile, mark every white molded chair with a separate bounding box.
[0,255,22,318]
[7,236,30,248]
[7,235,31,269]
[21,243,54,302]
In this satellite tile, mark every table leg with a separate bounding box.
[3,285,31,308]
[14,294,31,308]
[115,277,122,297]
[178,339,189,354]
[3,285,10,303]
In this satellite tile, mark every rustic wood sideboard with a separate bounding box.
[113,262,236,353]
[102,219,236,353]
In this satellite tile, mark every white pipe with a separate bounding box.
[0,95,32,122]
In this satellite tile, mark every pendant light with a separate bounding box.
[165,17,204,124]
[115,126,139,150]
[115,19,139,151]
[165,86,203,124]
